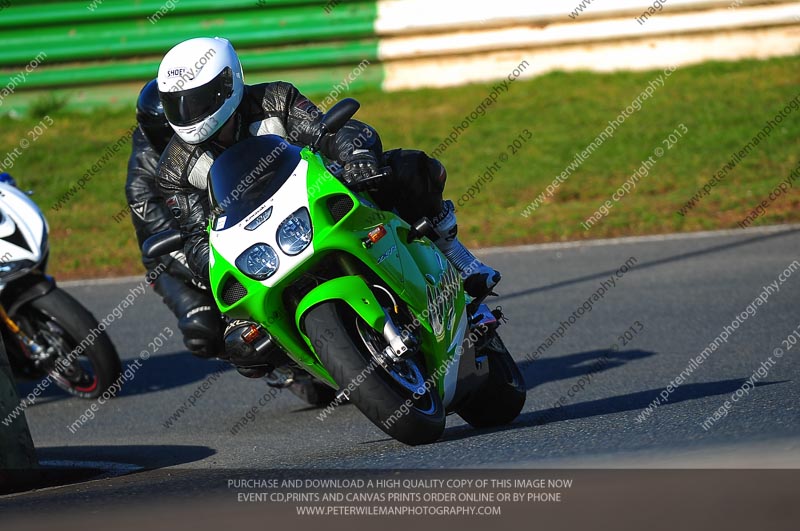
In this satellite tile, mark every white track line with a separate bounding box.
[60,275,143,288]
[59,224,800,287]
[476,223,800,256]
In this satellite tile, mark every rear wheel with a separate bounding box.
[457,332,526,428]
[18,287,122,399]
[304,302,445,445]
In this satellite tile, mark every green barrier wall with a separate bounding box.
[0,0,382,113]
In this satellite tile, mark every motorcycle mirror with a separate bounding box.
[321,98,360,134]
[312,98,360,151]
[143,229,183,259]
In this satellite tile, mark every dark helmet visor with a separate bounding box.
[160,67,233,127]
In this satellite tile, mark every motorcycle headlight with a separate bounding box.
[0,259,35,280]
[276,207,313,256]
[235,243,279,281]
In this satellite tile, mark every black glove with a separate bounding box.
[342,151,379,188]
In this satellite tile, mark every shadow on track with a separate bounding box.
[515,378,787,428]
[1,445,216,497]
[440,378,786,443]
[34,444,216,469]
[17,352,233,405]
[121,354,232,395]
[517,348,655,390]
[496,227,800,302]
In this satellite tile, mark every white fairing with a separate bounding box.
[0,181,47,278]
[209,159,312,287]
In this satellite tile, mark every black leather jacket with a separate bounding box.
[126,126,203,282]
[125,127,180,272]
[157,81,382,283]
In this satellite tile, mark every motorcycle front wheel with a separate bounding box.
[19,287,122,399]
[304,301,445,445]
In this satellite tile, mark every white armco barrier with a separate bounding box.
[375,0,800,90]
[377,0,762,33]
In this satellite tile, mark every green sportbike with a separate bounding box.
[146,99,525,445]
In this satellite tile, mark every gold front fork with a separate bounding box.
[0,303,44,357]
[0,303,21,334]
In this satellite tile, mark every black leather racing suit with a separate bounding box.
[125,126,223,357]
[157,81,448,284]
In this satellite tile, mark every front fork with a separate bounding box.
[0,303,48,362]
[0,302,72,379]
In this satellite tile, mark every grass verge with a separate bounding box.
[0,55,797,279]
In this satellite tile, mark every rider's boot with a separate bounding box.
[430,200,501,299]
[223,319,270,378]
[224,320,336,406]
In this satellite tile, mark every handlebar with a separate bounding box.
[347,166,393,192]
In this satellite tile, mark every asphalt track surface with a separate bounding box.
[2,226,799,527]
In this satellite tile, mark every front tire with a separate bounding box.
[304,302,445,445]
[19,287,122,399]
[457,332,526,428]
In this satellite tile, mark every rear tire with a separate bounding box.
[20,287,122,399]
[457,332,526,428]
[304,302,445,445]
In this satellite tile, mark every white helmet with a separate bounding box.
[157,37,244,144]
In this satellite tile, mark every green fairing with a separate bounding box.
[294,276,386,334]
[207,143,465,397]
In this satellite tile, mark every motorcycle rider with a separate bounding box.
[155,37,502,367]
[127,79,224,360]
[126,79,335,404]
